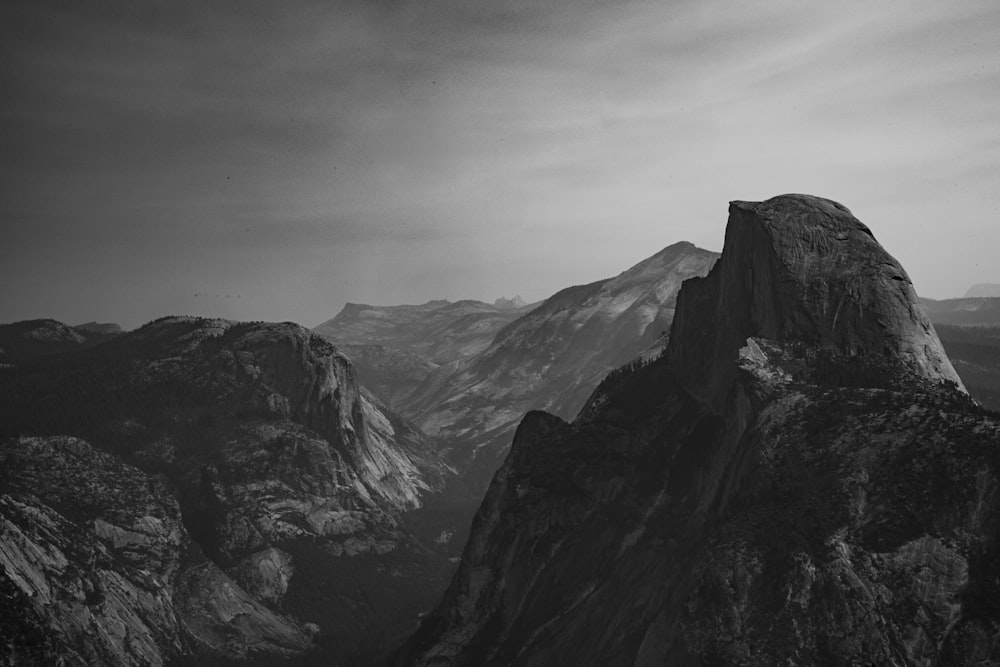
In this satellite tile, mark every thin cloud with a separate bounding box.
[1,0,998,327]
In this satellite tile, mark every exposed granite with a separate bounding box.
[0,436,311,666]
[668,195,964,410]
[0,318,455,664]
[400,195,1000,666]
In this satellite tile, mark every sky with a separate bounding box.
[2,0,999,329]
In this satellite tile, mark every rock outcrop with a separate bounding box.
[0,317,455,665]
[400,195,1000,666]
[0,436,310,666]
[668,195,963,410]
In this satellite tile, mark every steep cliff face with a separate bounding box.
[668,195,963,410]
[0,317,454,665]
[401,242,718,491]
[401,195,1000,666]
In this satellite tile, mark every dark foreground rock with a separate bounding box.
[0,436,310,666]
[399,195,1000,666]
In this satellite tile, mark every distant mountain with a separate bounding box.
[0,316,456,665]
[493,295,527,310]
[0,318,121,365]
[401,195,998,667]
[919,296,1000,326]
[399,241,718,490]
[314,299,537,366]
[965,283,1000,298]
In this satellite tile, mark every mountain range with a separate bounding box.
[0,319,122,366]
[4,195,1000,665]
[0,317,455,665]
[400,194,1000,666]
[394,242,718,492]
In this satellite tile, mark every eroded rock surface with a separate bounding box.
[0,318,455,664]
[668,195,963,409]
[400,195,1000,666]
[0,436,310,666]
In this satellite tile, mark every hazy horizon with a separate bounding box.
[3,1,999,330]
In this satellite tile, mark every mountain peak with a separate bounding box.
[965,283,1000,298]
[668,194,964,409]
[493,295,527,309]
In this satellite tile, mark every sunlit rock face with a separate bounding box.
[400,195,1000,667]
[668,194,964,411]
[0,317,454,664]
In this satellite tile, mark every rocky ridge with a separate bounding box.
[0,318,121,366]
[0,317,454,665]
[314,299,537,367]
[668,195,964,409]
[399,242,718,491]
[400,195,1000,666]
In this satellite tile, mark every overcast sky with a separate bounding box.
[2,1,999,329]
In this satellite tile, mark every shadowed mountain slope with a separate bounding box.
[1,435,311,666]
[0,317,456,665]
[0,318,123,366]
[400,195,999,667]
[935,324,1000,412]
[399,242,718,491]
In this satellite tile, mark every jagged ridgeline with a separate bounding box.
[399,195,1000,666]
[0,317,455,666]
